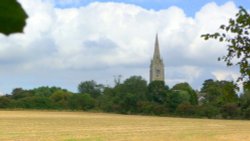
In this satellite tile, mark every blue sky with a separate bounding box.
[55,0,250,16]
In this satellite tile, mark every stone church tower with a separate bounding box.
[150,34,165,82]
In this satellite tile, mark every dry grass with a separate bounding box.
[0,110,250,141]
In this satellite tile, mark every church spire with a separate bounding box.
[153,34,161,59]
[150,34,165,83]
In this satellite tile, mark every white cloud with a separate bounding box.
[166,65,202,87]
[0,0,243,93]
[212,70,239,81]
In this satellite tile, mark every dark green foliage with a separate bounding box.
[176,103,195,116]
[78,80,104,98]
[171,82,198,105]
[119,93,139,114]
[11,88,32,99]
[201,6,250,88]
[195,104,220,118]
[168,91,189,112]
[99,87,116,112]
[29,97,52,109]
[50,90,72,109]
[221,103,240,119]
[2,86,72,109]
[197,79,241,118]
[240,88,250,118]
[201,79,221,105]
[137,101,168,115]
[100,76,148,114]
[1,77,249,119]
[243,107,250,119]
[11,96,52,109]
[148,81,167,103]
[167,82,198,113]
[32,86,68,97]
[68,94,95,110]
[0,0,28,35]
[117,76,148,98]
[201,79,238,106]
[240,89,250,109]
[0,96,12,108]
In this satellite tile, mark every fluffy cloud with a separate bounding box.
[0,0,241,93]
[212,70,240,81]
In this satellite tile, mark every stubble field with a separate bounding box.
[0,110,250,141]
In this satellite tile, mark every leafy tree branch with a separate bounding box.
[201,6,250,88]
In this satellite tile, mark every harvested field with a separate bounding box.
[0,110,250,141]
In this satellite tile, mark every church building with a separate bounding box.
[150,34,165,82]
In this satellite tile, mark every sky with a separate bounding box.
[0,0,249,94]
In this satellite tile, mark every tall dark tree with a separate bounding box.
[78,80,104,98]
[147,81,167,104]
[114,76,148,113]
[120,76,148,96]
[201,79,238,106]
[168,91,189,112]
[201,6,250,88]
[171,82,198,105]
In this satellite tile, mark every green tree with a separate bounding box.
[119,76,148,97]
[119,93,138,114]
[171,82,198,105]
[50,90,72,109]
[0,96,12,108]
[11,88,33,99]
[99,76,148,114]
[196,104,220,118]
[137,101,168,115]
[240,88,250,118]
[99,87,117,112]
[0,0,28,35]
[168,90,190,112]
[68,93,95,110]
[176,102,195,116]
[147,81,167,104]
[201,79,240,118]
[201,79,238,107]
[221,103,240,119]
[201,6,250,88]
[78,80,104,98]
[114,76,148,113]
[31,86,68,97]
[16,96,52,109]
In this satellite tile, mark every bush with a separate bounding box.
[243,107,250,119]
[196,105,220,118]
[137,101,168,115]
[0,96,11,108]
[68,94,95,110]
[221,103,240,119]
[176,103,195,116]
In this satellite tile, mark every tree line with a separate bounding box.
[0,75,249,119]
